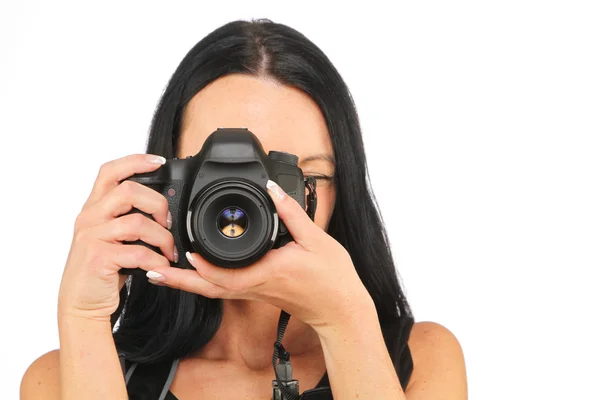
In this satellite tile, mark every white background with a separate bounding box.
[1,1,599,399]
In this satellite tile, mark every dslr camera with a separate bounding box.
[120,128,316,272]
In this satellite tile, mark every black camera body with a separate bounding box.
[121,128,309,272]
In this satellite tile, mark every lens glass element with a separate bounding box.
[218,207,248,238]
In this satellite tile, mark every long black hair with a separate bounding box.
[112,18,414,387]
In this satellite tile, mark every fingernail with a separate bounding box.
[167,210,172,230]
[147,155,166,165]
[146,270,165,281]
[148,279,166,286]
[173,246,179,263]
[266,180,285,201]
[185,251,197,267]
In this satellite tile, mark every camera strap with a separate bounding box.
[271,177,318,400]
[305,176,317,221]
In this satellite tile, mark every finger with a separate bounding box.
[145,267,235,299]
[89,180,170,229]
[93,213,176,262]
[109,243,172,272]
[84,154,166,207]
[183,251,270,293]
[265,180,319,248]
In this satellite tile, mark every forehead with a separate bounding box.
[178,74,332,159]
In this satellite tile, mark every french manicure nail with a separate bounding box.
[186,251,197,267]
[167,210,172,230]
[148,279,166,286]
[147,155,166,165]
[266,180,285,201]
[173,246,179,263]
[146,270,165,281]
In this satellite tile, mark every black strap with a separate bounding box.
[300,387,334,400]
[125,363,138,386]
[272,311,301,400]
[120,356,180,400]
[304,177,317,220]
[158,359,179,400]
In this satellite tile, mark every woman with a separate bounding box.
[21,19,467,399]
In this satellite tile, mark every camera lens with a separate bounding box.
[188,180,277,268]
[217,207,248,238]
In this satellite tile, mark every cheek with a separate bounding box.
[313,187,336,231]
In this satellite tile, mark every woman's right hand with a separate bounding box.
[57,154,176,322]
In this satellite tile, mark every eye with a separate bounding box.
[304,174,333,180]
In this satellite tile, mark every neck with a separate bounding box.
[193,299,322,371]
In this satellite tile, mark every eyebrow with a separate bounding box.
[300,154,335,165]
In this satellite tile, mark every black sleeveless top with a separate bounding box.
[120,341,413,400]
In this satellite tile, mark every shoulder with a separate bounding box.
[20,349,61,400]
[405,321,467,398]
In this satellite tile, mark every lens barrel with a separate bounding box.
[188,180,277,268]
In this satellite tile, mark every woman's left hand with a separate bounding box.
[145,179,375,331]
